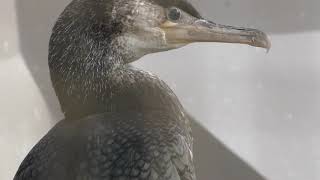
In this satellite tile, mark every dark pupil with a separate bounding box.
[168,8,181,21]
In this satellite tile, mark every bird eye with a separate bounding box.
[167,7,181,21]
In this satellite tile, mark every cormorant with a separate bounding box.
[14,0,270,179]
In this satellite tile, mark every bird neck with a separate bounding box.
[49,34,184,120]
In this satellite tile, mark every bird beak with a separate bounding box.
[160,19,271,50]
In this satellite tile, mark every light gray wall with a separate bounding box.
[0,0,319,179]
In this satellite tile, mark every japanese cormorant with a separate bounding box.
[14,0,270,179]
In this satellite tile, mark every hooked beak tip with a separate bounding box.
[250,30,271,52]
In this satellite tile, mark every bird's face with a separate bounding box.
[113,0,270,56]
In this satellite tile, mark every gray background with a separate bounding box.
[0,0,319,179]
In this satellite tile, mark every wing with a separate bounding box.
[14,119,83,180]
[14,112,196,180]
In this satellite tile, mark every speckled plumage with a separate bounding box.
[15,112,195,180]
[15,0,198,179]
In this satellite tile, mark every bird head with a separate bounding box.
[50,0,270,66]
[111,0,271,54]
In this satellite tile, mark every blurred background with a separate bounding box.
[1,0,320,179]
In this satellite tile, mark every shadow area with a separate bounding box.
[15,0,71,121]
[189,116,266,180]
